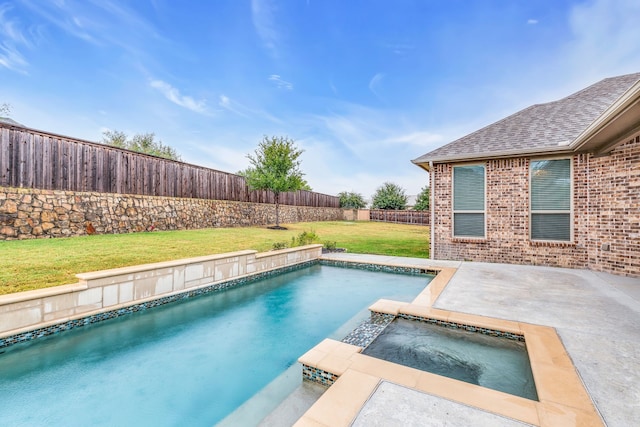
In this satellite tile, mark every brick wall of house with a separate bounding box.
[431,135,640,277]
[431,158,590,269]
[585,136,640,276]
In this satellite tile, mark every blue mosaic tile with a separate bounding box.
[302,364,337,386]
[319,260,438,276]
[396,313,525,342]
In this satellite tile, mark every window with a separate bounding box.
[453,165,485,238]
[530,159,571,241]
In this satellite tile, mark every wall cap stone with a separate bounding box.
[0,283,87,306]
[75,249,258,281]
[256,244,323,259]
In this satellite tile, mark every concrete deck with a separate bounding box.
[292,253,640,427]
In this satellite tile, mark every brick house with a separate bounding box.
[412,72,640,277]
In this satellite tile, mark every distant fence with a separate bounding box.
[369,209,430,225]
[0,124,338,207]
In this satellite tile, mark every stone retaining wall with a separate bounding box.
[0,186,343,240]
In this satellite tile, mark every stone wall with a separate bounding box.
[430,135,640,277]
[0,187,344,240]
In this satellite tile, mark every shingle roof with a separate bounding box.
[413,72,640,164]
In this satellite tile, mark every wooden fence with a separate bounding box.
[0,123,339,207]
[369,209,430,225]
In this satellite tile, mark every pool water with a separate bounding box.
[0,265,430,426]
[362,318,538,400]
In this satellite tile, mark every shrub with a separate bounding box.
[272,241,288,250]
[323,241,337,251]
[291,230,320,247]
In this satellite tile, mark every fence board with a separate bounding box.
[369,209,430,226]
[0,124,339,208]
[0,129,8,184]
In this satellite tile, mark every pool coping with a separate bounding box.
[294,256,604,427]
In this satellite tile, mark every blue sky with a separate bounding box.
[2,0,640,198]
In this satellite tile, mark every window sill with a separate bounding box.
[529,240,575,248]
[452,237,487,243]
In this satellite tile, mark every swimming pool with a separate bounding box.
[0,264,431,426]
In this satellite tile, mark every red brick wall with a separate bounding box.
[430,135,640,277]
[585,136,640,276]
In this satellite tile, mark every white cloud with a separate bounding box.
[381,41,414,56]
[268,74,293,90]
[0,4,32,72]
[18,0,167,57]
[383,131,444,147]
[368,72,385,99]
[18,0,99,44]
[251,0,280,57]
[0,44,28,72]
[295,102,445,195]
[329,80,339,95]
[149,79,209,115]
[527,19,538,25]
[194,144,250,174]
[218,94,284,124]
[564,0,640,82]
[218,95,249,117]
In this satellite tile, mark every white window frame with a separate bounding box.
[529,157,574,242]
[452,163,486,239]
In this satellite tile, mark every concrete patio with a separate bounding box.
[287,253,640,426]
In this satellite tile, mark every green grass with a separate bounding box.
[0,221,429,295]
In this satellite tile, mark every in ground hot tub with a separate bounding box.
[362,317,538,400]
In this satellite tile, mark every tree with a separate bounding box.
[338,191,367,209]
[0,103,10,117]
[240,136,307,229]
[413,186,430,211]
[371,182,408,210]
[101,130,182,161]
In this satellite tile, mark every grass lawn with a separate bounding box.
[0,221,429,295]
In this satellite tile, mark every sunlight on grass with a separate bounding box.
[0,221,429,294]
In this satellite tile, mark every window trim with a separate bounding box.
[452,163,486,239]
[529,157,574,243]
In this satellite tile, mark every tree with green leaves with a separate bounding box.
[338,191,367,209]
[101,130,182,161]
[240,136,307,229]
[413,186,430,211]
[371,182,408,210]
[0,103,11,117]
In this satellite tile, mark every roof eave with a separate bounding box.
[412,145,575,167]
[570,79,640,153]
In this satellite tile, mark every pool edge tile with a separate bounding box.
[536,401,604,427]
[446,311,522,335]
[349,353,420,389]
[368,299,407,315]
[399,304,451,321]
[299,369,380,427]
[414,371,540,425]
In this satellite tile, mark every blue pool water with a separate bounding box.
[0,264,431,426]
[362,318,538,400]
